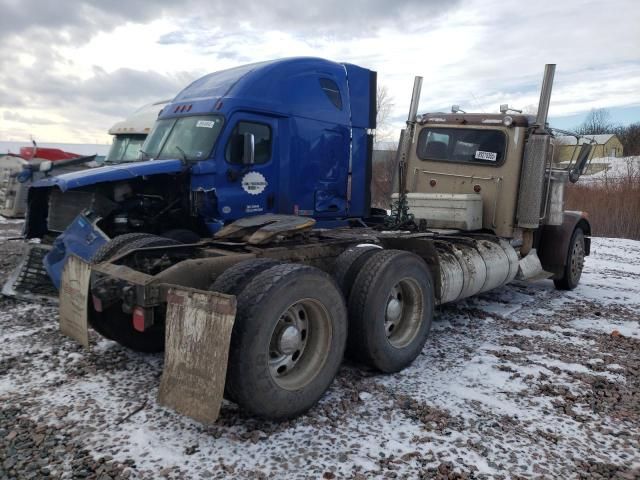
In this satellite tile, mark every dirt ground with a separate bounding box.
[1,218,639,479]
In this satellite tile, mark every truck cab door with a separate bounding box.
[311,127,350,217]
[216,114,278,221]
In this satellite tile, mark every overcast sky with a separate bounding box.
[1,0,639,144]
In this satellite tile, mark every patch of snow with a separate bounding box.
[571,317,640,340]
[0,215,23,224]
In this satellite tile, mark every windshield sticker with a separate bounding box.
[196,120,216,128]
[241,171,268,195]
[475,150,497,161]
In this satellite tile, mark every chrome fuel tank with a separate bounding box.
[436,237,518,304]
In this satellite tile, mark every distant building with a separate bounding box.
[555,134,624,161]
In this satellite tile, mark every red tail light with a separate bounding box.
[132,306,147,332]
[92,295,103,312]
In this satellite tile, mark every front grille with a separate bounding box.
[2,244,58,301]
[47,189,115,233]
[0,167,10,206]
[0,164,24,216]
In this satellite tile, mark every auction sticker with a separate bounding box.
[196,120,216,128]
[475,150,497,161]
[241,171,268,195]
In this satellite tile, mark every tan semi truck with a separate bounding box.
[54,63,591,423]
[104,99,170,162]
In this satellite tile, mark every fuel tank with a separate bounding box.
[435,237,519,304]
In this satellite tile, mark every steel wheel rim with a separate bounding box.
[385,278,423,348]
[268,298,332,390]
[570,236,585,283]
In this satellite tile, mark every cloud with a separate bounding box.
[1,0,461,44]
[3,111,55,125]
[1,0,639,143]
[0,0,177,43]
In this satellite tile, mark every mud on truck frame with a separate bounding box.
[27,60,594,422]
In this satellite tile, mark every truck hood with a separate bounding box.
[31,159,185,192]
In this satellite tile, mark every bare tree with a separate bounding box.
[375,84,395,142]
[371,150,397,208]
[612,123,640,156]
[576,108,616,135]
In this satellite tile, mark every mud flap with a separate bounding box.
[59,255,91,348]
[158,286,237,424]
[517,248,553,282]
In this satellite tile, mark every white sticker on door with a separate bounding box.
[475,150,497,161]
[241,171,268,195]
[196,120,215,128]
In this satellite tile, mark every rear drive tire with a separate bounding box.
[226,263,347,420]
[554,228,585,291]
[348,249,434,373]
[210,258,281,295]
[91,233,156,264]
[88,235,178,352]
[209,257,283,403]
[333,245,381,298]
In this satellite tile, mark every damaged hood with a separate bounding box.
[31,159,185,192]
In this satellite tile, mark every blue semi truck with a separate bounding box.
[21,58,376,290]
[12,60,592,422]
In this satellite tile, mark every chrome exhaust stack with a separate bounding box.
[393,76,423,225]
[534,64,556,132]
[516,64,556,230]
[515,64,557,279]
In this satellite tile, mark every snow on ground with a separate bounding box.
[0,229,639,479]
[0,215,23,225]
[580,156,640,184]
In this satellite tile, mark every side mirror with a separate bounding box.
[242,132,255,165]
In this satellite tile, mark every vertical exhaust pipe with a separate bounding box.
[516,64,556,230]
[535,64,555,130]
[407,76,423,123]
[400,78,423,183]
[393,76,422,224]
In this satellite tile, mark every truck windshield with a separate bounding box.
[106,135,147,163]
[417,127,506,166]
[141,115,224,161]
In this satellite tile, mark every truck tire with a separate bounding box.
[209,258,282,403]
[554,228,585,291]
[348,249,434,373]
[162,229,201,244]
[209,258,281,295]
[226,263,347,420]
[91,233,156,264]
[333,245,381,298]
[88,235,179,352]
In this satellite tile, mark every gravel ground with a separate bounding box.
[1,217,639,479]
